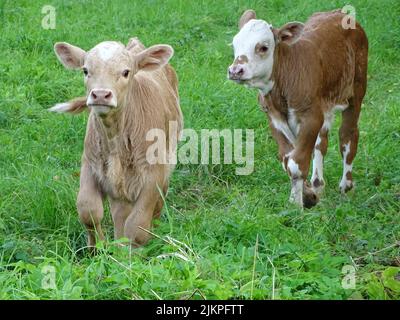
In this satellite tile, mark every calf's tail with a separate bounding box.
[48,96,87,114]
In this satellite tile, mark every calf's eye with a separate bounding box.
[259,45,268,53]
[122,70,130,78]
[82,68,88,76]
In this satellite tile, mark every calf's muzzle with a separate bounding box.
[87,89,117,107]
[228,65,245,80]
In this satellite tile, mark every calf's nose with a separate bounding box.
[228,65,244,80]
[90,89,113,105]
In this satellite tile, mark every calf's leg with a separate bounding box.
[109,199,133,240]
[77,162,104,247]
[124,178,161,247]
[268,112,318,208]
[286,112,323,207]
[311,112,334,194]
[268,116,294,170]
[339,98,361,193]
[339,43,367,193]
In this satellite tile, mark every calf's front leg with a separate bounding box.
[109,199,133,240]
[77,162,105,247]
[267,112,319,208]
[285,113,323,208]
[124,176,163,247]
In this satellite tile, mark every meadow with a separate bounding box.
[0,0,399,300]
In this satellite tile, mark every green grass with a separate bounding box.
[0,0,399,300]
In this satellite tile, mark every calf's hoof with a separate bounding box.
[303,184,319,208]
[339,179,354,194]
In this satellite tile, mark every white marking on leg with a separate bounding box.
[311,133,325,193]
[322,111,335,131]
[311,148,324,191]
[288,158,303,206]
[311,111,335,192]
[270,116,296,145]
[281,161,286,172]
[281,152,291,173]
[333,104,348,112]
[289,178,303,206]
[339,141,353,193]
[288,157,301,177]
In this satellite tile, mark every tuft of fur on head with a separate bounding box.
[48,97,88,114]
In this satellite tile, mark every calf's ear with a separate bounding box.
[239,9,256,29]
[274,22,304,45]
[135,45,174,71]
[54,42,86,69]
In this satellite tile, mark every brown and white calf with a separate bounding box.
[50,38,182,247]
[228,9,368,208]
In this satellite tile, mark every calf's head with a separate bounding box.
[52,39,174,116]
[228,10,304,92]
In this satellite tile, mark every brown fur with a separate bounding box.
[258,10,368,206]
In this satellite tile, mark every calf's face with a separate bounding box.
[228,10,304,92]
[54,40,173,116]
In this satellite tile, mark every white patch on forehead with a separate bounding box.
[233,19,274,51]
[91,42,123,62]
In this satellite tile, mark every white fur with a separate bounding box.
[310,110,337,192]
[334,104,348,112]
[322,104,347,130]
[339,141,353,193]
[311,133,324,190]
[287,158,303,206]
[288,158,301,178]
[270,116,296,145]
[322,111,335,131]
[311,148,324,192]
[48,102,72,113]
[232,19,275,92]
[93,42,122,62]
[289,178,303,206]
[315,134,322,146]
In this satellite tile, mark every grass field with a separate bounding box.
[0,0,399,300]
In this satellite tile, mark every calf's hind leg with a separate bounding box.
[339,99,362,193]
[77,162,105,247]
[311,112,333,194]
[339,41,367,193]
